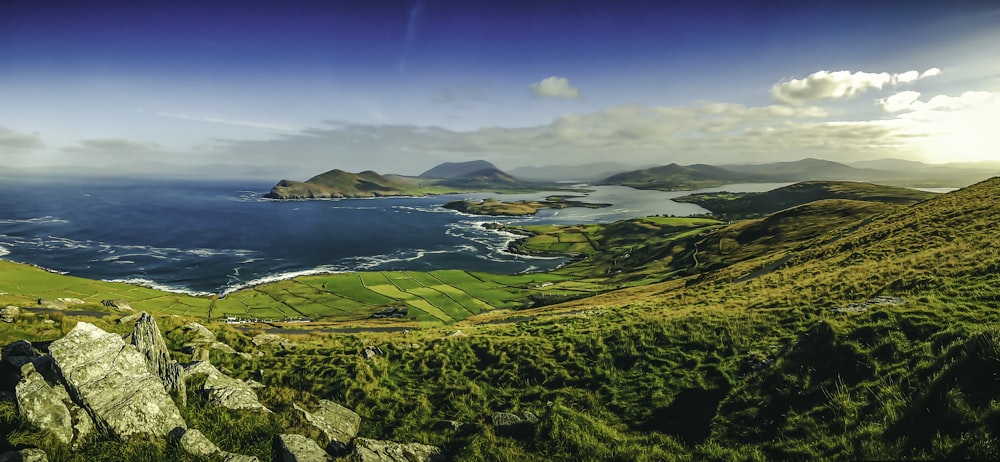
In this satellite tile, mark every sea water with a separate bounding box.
[0,176,776,295]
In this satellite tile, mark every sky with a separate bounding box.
[1,0,999,179]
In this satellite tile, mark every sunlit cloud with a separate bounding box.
[772,69,942,104]
[531,76,581,99]
[881,90,1000,162]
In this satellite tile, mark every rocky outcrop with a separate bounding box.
[15,362,74,445]
[489,412,523,427]
[180,322,246,361]
[2,340,42,370]
[252,334,297,350]
[169,427,260,462]
[273,434,332,462]
[184,361,270,413]
[100,299,133,312]
[48,322,186,439]
[0,448,48,462]
[131,313,186,402]
[293,400,360,453]
[351,438,442,462]
[2,306,19,323]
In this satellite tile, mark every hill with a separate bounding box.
[509,162,638,182]
[264,168,419,199]
[601,157,987,190]
[419,160,498,179]
[674,180,937,219]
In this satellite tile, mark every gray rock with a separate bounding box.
[131,313,186,402]
[101,299,134,312]
[15,362,74,445]
[171,427,221,457]
[2,340,42,369]
[48,322,186,439]
[489,412,523,427]
[221,453,261,462]
[36,299,66,310]
[184,361,270,412]
[273,434,332,462]
[252,334,297,350]
[0,448,49,462]
[293,400,361,454]
[352,438,442,462]
[66,400,95,447]
[1,306,19,323]
[56,298,85,306]
[184,322,216,341]
[361,346,384,360]
[523,411,539,424]
[430,420,463,432]
[116,312,143,324]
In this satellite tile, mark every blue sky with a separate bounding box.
[1,0,998,178]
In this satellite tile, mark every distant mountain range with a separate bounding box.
[265,157,998,199]
[599,158,996,190]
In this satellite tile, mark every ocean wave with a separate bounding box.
[105,278,215,297]
[0,216,69,225]
[221,265,345,296]
[0,245,9,257]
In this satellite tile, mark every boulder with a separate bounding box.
[252,334,297,350]
[0,448,48,462]
[170,427,260,462]
[351,438,442,462]
[361,346,383,360]
[273,434,332,462]
[36,299,66,310]
[293,400,361,453]
[184,361,270,413]
[184,322,216,341]
[523,411,539,423]
[116,312,143,324]
[130,313,186,401]
[489,412,523,427]
[48,322,186,439]
[15,362,74,445]
[1,340,42,369]
[1,306,19,323]
[56,298,85,306]
[430,420,463,432]
[101,299,134,312]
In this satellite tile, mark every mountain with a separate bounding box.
[419,160,498,179]
[674,180,937,219]
[599,162,760,190]
[509,162,640,182]
[264,169,415,199]
[435,167,522,189]
[601,157,987,190]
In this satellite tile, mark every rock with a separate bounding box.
[56,298,85,306]
[116,312,143,324]
[15,362,74,445]
[351,438,442,462]
[293,400,361,454]
[36,299,66,310]
[523,411,539,423]
[1,306,19,323]
[171,427,221,458]
[221,453,261,462]
[184,361,270,412]
[446,330,466,338]
[273,434,332,462]
[101,299,134,312]
[361,346,383,360]
[48,322,186,439]
[2,340,42,369]
[184,322,216,341]
[489,412,523,427]
[131,313,186,401]
[252,334,297,350]
[0,448,49,462]
[66,400,95,447]
[430,420,463,432]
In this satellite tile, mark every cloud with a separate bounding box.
[212,100,908,175]
[0,127,44,152]
[62,138,159,154]
[880,90,1000,162]
[879,91,923,113]
[156,112,299,132]
[531,76,581,99]
[772,68,942,104]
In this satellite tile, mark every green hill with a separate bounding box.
[264,168,422,199]
[674,180,937,219]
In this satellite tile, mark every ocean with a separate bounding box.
[0,176,783,296]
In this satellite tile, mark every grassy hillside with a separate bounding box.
[2,177,999,461]
[674,180,936,219]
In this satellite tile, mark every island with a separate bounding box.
[442,195,612,216]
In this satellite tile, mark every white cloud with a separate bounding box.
[0,127,44,152]
[879,91,923,113]
[772,68,943,104]
[530,76,581,99]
